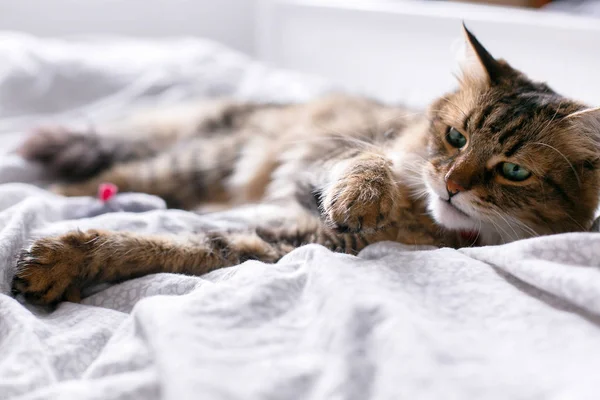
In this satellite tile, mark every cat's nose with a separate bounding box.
[446,179,465,198]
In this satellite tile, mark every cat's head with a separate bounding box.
[424,25,600,244]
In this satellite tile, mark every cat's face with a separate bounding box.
[423,26,600,244]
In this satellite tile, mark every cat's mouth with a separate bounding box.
[423,176,480,232]
[426,192,479,232]
[443,198,470,217]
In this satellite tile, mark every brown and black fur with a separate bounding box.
[12,26,600,305]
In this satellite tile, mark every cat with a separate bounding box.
[11,25,600,306]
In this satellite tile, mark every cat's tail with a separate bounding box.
[16,126,168,181]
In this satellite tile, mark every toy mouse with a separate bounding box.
[69,183,166,219]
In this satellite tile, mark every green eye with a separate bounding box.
[500,162,531,182]
[446,127,467,148]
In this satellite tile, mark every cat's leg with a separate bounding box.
[12,216,397,305]
[16,100,254,182]
[50,134,245,209]
[272,144,402,233]
[318,151,401,232]
[17,122,183,182]
[12,229,282,305]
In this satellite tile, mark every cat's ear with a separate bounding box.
[458,23,504,85]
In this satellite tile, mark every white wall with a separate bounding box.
[0,0,257,54]
[258,0,600,108]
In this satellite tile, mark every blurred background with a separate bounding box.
[2,1,599,56]
[1,0,599,104]
[0,0,599,146]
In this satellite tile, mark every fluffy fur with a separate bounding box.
[12,26,600,305]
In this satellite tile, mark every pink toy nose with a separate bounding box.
[98,183,118,202]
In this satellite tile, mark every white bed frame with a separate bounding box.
[257,0,600,108]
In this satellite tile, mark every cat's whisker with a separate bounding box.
[487,211,516,242]
[398,162,428,173]
[489,209,520,241]
[494,211,520,239]
[368,111,424,142]
[561,211,588,232]
[468,220,482,247]
[376,110,425,129]
[504,214,539,238]
[439,97,469,120]
[325,135,380,152]
[409,188,430,200]
[432,110,463,124]
[404,153,430,165]
[395,165,425,175]
[511,214,539,235]
[527,142,581,187]
[489,219,508,244]
[285,135,360,147]
[399,180,426,188]
[284,138,377,158]
[536,100,564,138]
[311,122,380,148]
[497,211,542,240]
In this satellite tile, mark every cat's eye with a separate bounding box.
[446,127,467,148]
[500,162,531,182]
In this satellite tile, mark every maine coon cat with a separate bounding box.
[12,26,600,305]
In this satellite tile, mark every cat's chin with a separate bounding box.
[427,196,479,232]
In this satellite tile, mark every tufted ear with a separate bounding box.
[458,23,505,85]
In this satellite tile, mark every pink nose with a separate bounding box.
[446,179,465,195]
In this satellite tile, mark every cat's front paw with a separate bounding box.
[12,230,105,305]
[321,158,399,233]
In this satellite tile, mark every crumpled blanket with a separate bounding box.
[1,33,600,400]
